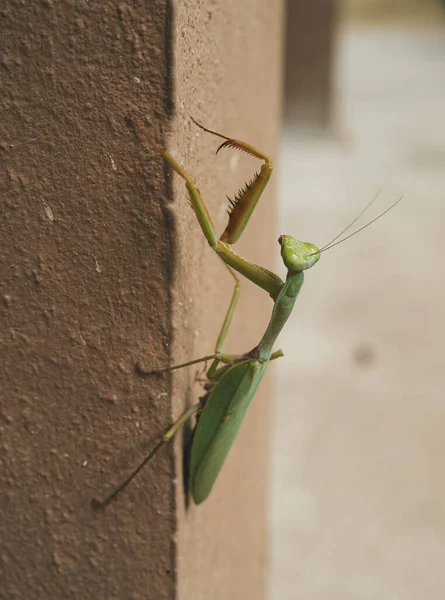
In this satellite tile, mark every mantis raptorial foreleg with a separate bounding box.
[189,118,273,245]
[128,115,284,300]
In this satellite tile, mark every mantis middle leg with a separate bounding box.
[137,263,241,378]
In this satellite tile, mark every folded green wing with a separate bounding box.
[190,359,268,504]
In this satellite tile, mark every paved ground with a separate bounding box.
[269,19,445,600]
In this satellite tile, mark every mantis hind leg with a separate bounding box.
[93,402,201,507]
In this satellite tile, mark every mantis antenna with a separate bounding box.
[312,194,403,256]
[318,189,381,252]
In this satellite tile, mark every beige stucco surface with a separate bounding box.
[270,18,445,600]
[171,3,283,599]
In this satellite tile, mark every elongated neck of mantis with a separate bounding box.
[258,271,304,361]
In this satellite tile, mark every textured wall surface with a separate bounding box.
[170,3,284,599]
[1,1,283,598]
[1,2,176,598]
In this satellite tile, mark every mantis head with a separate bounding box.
[278,235,320,273]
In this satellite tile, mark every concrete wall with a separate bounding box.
[1,1,283,598]
[171,2,283,599]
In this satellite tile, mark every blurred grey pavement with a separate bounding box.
[270,19,445,600]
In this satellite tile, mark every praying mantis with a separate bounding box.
[96,116,401,507]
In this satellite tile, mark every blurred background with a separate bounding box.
[270,1,445,598]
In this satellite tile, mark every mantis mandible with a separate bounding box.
[96,117,401,506]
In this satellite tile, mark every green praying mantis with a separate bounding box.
[96,116,401,507]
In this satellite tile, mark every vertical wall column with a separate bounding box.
[1,1,283,598]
